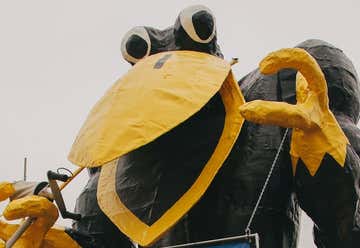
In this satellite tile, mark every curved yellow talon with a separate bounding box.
[0,195,80,248]
[240,48,349,176]
[260,48,328,109]
[3,196,58,222]
[1,182,80,247]
[1,196,59,248]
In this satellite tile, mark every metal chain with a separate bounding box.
[245,128,289,235]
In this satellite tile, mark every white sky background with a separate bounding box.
[0,0,359,247]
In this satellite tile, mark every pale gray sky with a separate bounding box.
[1,1,359,247]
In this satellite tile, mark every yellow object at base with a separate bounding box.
[239,48,349,176]
[2,195,58,248]
[0,221,80,248]
[0,195,80,248]
[69,51,233,168]
[96,53,245,246]
[0,182,15,201]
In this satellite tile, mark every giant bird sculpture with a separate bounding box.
[0,5,359,248]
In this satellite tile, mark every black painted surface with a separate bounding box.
[68,170,133,248]
[115,94,225,226]
[297,39,360,123]
[126,34,149,59]
[239,39,360,247]
[122,7,223,65]
[149,45,302,247]
[68,18,360,248]
[173,16,222,58]
[192,10,214,40]
[295,40,360,247]
[295,146,360,248]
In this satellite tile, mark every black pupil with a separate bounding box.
[126,34,148,59]
[192,10,214,40]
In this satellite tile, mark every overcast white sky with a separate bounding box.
[1,0,359,247]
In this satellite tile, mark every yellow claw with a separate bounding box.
[0,220,80,248]
[3,196,58,222]
[0,182,15,201]
[239,100,314,130]
[0,195,80,248]
[239,48,349,176]
[1,196,59,248]
[260,48,328,108]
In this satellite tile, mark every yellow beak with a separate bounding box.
[68,50,245,246]
[68,50,245,168]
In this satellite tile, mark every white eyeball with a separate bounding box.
[121,26,151,64]
[179,5,216,44]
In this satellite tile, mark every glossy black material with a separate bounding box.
[67,14,359,247]
[126,34,149,59]
[66,170,133,248]
[116,94,225,226]
[240,39,360,247]
[192,10,214,40]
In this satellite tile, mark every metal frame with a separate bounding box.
[160,233,260,248]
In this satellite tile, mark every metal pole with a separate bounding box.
[5,218,34,248]
[161,233,260,248]
[23,157,27,181]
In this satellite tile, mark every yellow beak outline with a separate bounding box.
[67,51,246,246]
[69,51,242,168]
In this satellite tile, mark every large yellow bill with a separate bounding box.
[97,69,245,246]
[68,51,235,168]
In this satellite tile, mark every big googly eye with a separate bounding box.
[179,5,216,44]
[121,26,151,64]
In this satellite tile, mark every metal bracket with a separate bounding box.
[47,170,81,221]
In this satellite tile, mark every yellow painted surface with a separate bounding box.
[0,182,15,201]
[0,221,80,248]
[2,195,58,248]
[40,226,81,248]
[239,48,348,176]
[97,70,245,246]
[0,194,80,248]
[68,51,232,168]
